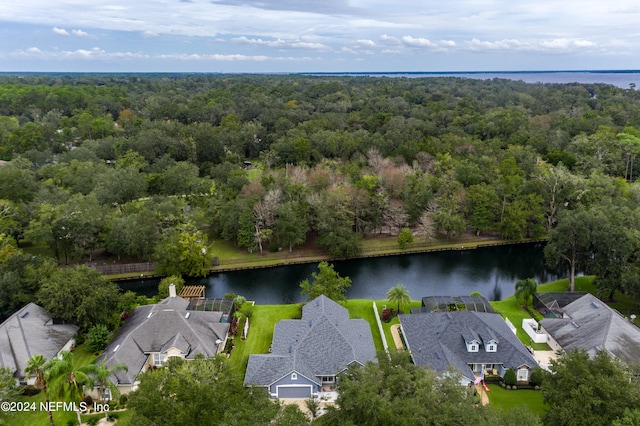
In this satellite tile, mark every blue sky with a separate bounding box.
[1,1,639,72]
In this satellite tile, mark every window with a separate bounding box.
[517,368,529,382]
[487,344,496,352]
[153,353,165,366]
[469,344,478,352]
[291,373,297,380]
[321,376,335,383]
[102,388,112,401]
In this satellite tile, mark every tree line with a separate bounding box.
[2,74,640,320]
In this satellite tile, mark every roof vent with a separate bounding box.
[571,321,580,328]
[113,344,120,352]
[591,301,601,309]
[19,311,29,319]
[185,312,190,319]
[147,312,153,319]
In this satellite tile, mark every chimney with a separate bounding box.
[169,284,177,298]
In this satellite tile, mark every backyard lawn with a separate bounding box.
[227,303,303,373]
[487,385,548,418]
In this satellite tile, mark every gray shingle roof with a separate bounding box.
[97,296,229,385]
[399,311,537,382]
[540,293,640,363]
[0,303,78,379]
[244,295,377,387]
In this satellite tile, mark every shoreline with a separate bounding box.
[107,237,547,282]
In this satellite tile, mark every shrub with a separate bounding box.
[22,385,41,396]
[86,416,100,426]
[119,393,128,407]
[503,368,517,386]
[83,395,94,406]
[530,366,544,387]
[397,227,414,249]
[85,324,111,353]
[107,412,120,421]
[381,308,392,322]
[511,385,517,390]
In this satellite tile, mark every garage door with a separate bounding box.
[277,386,312,398]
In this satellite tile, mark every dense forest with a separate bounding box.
[2,73,640,323]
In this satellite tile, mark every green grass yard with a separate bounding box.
[486,385,548,418]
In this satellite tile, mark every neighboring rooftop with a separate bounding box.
[97,296,230,386]
[0,303,78,379]
[540,293,640,364]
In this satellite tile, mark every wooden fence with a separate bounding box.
[91,262,156,275]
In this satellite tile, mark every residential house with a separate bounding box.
[399,310,538,385]
[244,295,377,399]
[96,290,230,396]
[540,293,640,364]
[0,303,78,384]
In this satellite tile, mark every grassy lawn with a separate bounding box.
[344,299,386,353]
[227,303,303,373]
[487,385,548,418]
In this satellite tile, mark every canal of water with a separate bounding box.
[120,242,564,304]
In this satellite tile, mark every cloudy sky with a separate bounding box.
[1,0,639,73]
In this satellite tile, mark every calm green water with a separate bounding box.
[121,243,562,304]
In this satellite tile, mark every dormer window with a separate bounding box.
[467,340,480,352]
[486,340,498,352]
[291,373,297,380]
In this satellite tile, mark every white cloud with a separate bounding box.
[0,0,639,71]
[402,36,436,48]
[356,39,376,47]
[53,27,69,36]
[233,36,329,50]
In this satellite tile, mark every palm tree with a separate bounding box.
[25,354,54,426]
[515,278,538,309]
[47,350,89,426]
[82,359,128,403]
[387,284,411,314]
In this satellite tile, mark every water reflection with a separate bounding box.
[120,243,562,304]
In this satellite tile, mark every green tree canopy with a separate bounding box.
[300,261,351,302]
[127,356,300,426]
[542,349,640,426]
[319,350,539,426]
[154,225,211,277]
[37,265,123,330]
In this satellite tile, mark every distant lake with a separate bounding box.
[120,243,564,304]
[306,70,640,89]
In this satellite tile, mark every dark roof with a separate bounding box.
[97,296,229,385]
[416,295,496,314]
[540,293,640,364]
[244,295,377,387]
[0,303,78,378]
[399,311,537,382]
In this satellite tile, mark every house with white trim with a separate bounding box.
[399,310,538,385]
[244,295,377,399]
